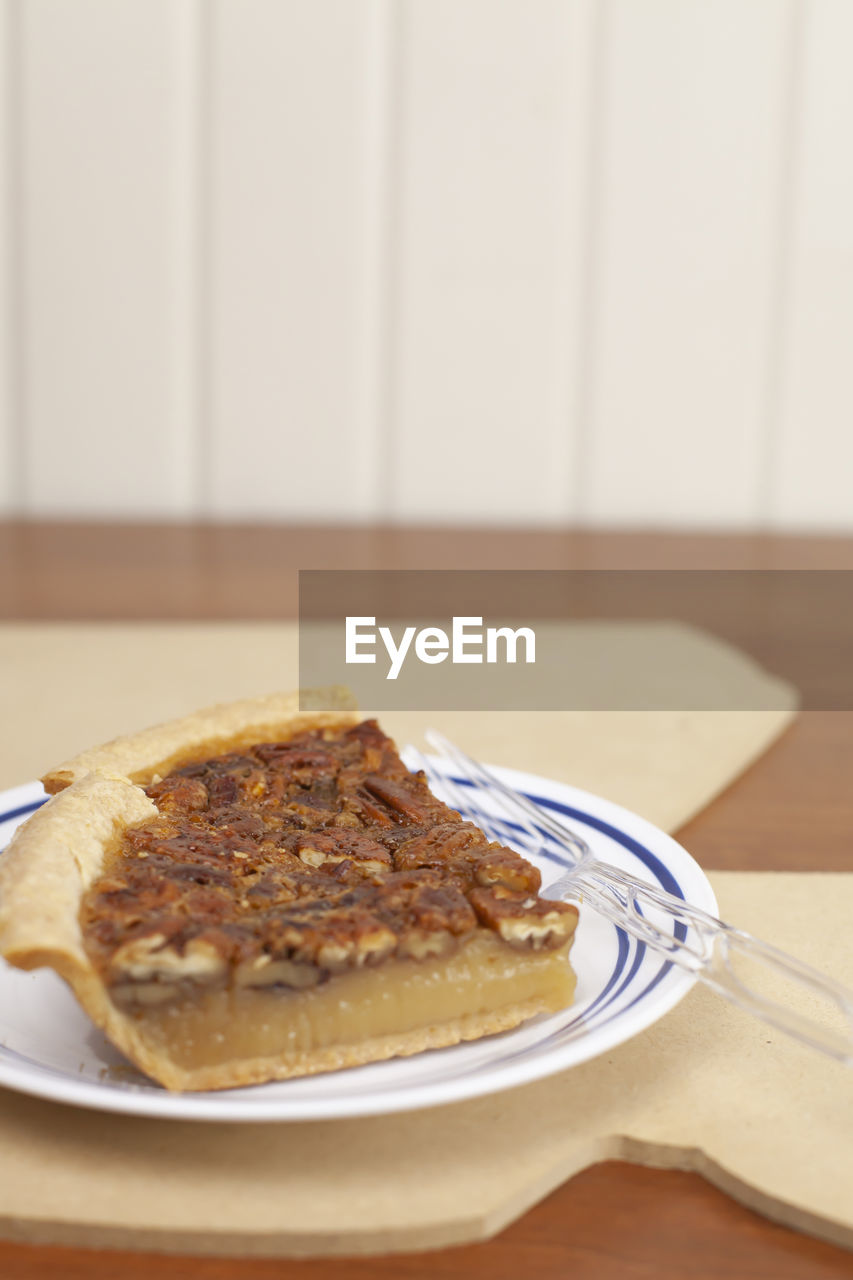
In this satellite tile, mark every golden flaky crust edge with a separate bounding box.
[40,686,360,794]
[0,690,365,1090]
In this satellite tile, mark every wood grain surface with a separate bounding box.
[1,522,851,1279]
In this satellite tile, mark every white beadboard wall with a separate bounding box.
[0,0,851,527]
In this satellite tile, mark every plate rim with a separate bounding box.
[0,767,718,1122]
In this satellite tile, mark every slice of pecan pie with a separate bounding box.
[0,693,578,1090]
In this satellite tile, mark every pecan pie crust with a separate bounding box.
[0,693,578,1091]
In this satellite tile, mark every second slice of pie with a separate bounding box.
[0,694,578,1090]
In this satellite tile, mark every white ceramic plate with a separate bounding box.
[0,760,717,1122]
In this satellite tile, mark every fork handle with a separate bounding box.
[564,861,853,1065]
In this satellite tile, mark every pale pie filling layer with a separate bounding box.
[111,932,576,1072]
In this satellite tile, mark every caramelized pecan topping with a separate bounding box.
[80,720,577,1000]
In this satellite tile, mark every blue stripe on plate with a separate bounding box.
[0,798,47,827]
[442,776,688,1071]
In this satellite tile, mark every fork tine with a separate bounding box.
[424,729,589,865]
[423,730,543,847]
[407,746,512,846]
[405,746,468,818]
[412,746,541,850]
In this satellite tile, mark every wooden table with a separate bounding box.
[1,522,851,1280]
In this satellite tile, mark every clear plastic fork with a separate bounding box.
[412,730,853,1067]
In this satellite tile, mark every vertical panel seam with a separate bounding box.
[172,0,211,518]
[570,0,608,523]
[5,0,26,512]
[547,0,599,524]
[353,0,397,522]
[374,0,405,523]
[755,0,807,528]
[194,0,213,517]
